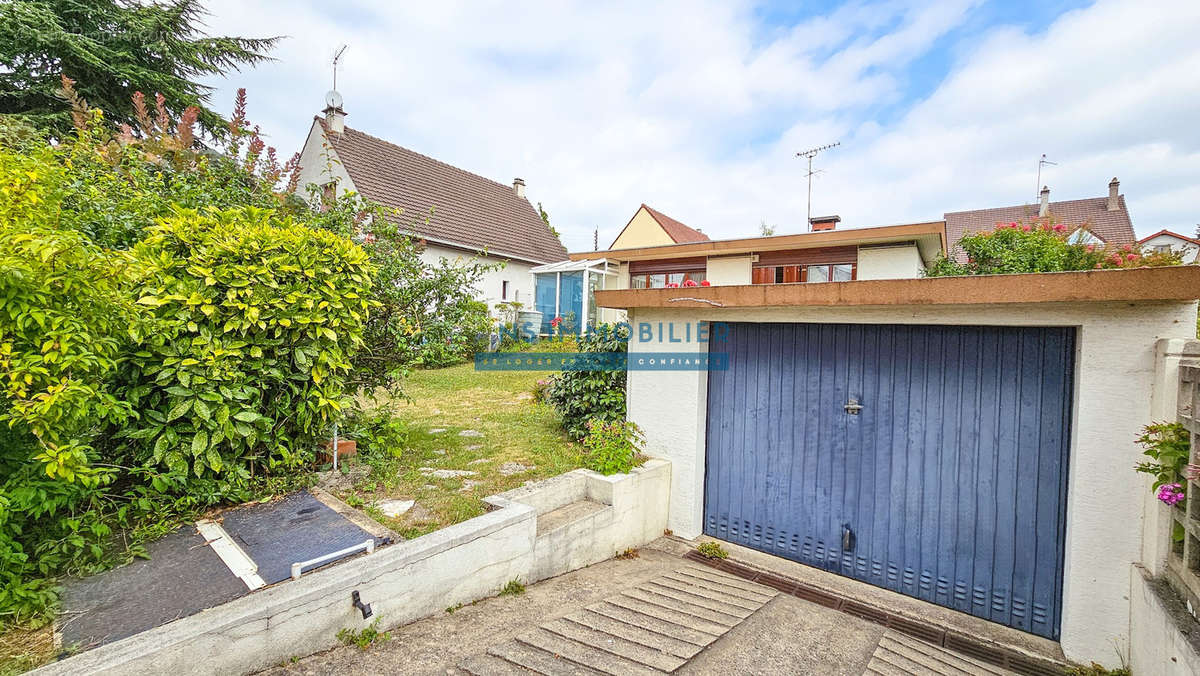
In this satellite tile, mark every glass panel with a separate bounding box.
[832,264,853,282]
[631,275,647,289]
[559,272,583,334]
[685,271,706,284]
[807,265,830,283]
[586,272,600,330]
[667,272,685,286]
[534,274,557,334]
[649,273,667,288]
[774,267,784,284]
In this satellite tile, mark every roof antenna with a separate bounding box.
[796,142,840,232]
[331,44,347,91]
[593,227,599,251]
[1036,154,1057,202]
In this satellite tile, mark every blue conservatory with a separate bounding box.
[529,259,617,336]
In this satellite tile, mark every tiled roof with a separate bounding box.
[1139,229,1200,246]
[321,119,568,264]
[944,195,1136,261]
[642,204,710,243]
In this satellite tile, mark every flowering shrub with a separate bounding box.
[1134,422,1191,542]
[581,419,645,475]
[546,323,630,439]
[925,219,1183,277]
[1158,483,1186,506]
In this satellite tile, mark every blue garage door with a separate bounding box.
[703,323,1074,639]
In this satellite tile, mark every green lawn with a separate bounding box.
[331,364,582,539]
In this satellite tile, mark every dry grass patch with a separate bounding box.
[0,623,54,676]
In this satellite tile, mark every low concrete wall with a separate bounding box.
[36,460,670,676]
[1129,565,1200,676]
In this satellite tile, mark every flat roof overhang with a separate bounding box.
[593,266,1200,309]
[570,221,948,263]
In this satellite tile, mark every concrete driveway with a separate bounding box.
[259,538,1018,675]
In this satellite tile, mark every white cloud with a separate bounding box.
[198,0,1200,251]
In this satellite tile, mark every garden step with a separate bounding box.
[543,617,687,672]
[459,652,539,675]
[587,601,717,647]
[517,628,660,676]
[536,500,609,536]
[488,639,603,675]
[568,608,702,659]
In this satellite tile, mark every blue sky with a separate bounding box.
[199,0,1200,251]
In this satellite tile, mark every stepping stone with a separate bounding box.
[499,462,532,476]
[432,449,447,456]
[459,429,484,438]
[460,480,483,492]
[468,459,490,466]
[376,499,414,518]
[419,467,477,479]
[430,428,447,434]
[466,444,483,451]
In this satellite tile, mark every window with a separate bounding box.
[1154,244,1173,254]
[752,263,855,284]
[630,271,705,288]
[501,280,509,300]
[1067,228,1103,246]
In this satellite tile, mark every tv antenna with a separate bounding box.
[1036,154,1057,202]
[796,142,840,231]
[331,44,348,91]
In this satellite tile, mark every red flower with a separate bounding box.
[666,282,679,288]
[550,316,562,328]
[1126,253,1138,261]
[682,279,698,287]
[700,280,711,286]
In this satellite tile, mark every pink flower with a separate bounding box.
[1008,221,1017,228]
[1126,253,1138,261]
[1053,224,1066,233]
[699,280,711,287]
[682,279,698,287]
[1086,244,1095,252]
[1022,225,1031,232]
[1158,483,1186,506]
[1123,244,1133,252]
[666,282,679,288]
[1094,263,1103,269]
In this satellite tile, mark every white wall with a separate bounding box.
[1129,565,1200,676]
[419,244,534,312]
[705,255,753,285]
[294,120,356,198]
[624,300,1198,666]
[36,461,671,676]
[856,244,925,280]
[1141,234,1200,263]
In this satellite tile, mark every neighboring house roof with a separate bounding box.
[1139,229,1200,246]
[640,204,711,244]
[944,195,1136,261]
[318,119,567,264]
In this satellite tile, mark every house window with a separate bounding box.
[1067,228,1103,246]
[1153,244,1172,254]
[631,271,705,288]
[752,263,855,284]
[501,280,509,300]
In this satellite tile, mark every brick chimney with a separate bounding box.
[1038,185,1050,217]
[323,102,346,135]
[810,215,840,231]
[1108,177,1120,211]
[513,177,526,199]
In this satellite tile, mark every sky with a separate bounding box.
[198,0,1200,252]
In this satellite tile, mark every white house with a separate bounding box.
[294,96,568,311]
[1139,229,1200,263]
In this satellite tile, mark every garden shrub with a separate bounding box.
[581,419,645,475]
[925,220,1183,277]
[545,324,630,439]
[115,207,373,479]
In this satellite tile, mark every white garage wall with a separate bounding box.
[856,244,925,280]
[624,300,1198,666]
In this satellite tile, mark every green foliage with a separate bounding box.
[0,0,279,137]
[1133,422,1191,491]
[697,542,729,560]
[499,579,526,597]
[1066,663,1130,676]
[581,420,644,475]
[115,207,373,479]
[925,220,1183,277]
[545,325,630,439]
[336,618,391,650]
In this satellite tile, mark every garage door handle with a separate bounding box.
[844,398,863,415]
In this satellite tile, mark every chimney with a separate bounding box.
[1038,185,1050,217]
[1108,177,1120,211]
[323,98,346,136]
[513,177,526,199]
[810,215,841,232]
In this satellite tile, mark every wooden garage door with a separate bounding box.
[703,323,1074,639]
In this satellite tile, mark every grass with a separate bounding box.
[0,624,53,676]
[697,541,729,560]
[336,618,391,650]
[499,579,526,597]
[336,363,582,538]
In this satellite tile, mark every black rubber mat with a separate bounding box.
[60,524,247,650]
[219,491,382,585]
